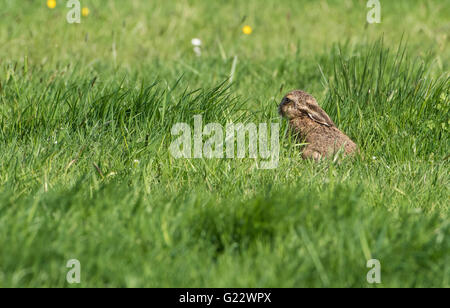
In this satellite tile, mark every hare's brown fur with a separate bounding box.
[279,90,357,160]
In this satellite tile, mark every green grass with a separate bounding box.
[0,0,449,287]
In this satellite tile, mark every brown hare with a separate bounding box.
[278,90,357,160]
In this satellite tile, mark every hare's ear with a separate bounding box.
[301,103,335,127]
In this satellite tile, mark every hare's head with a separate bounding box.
[279,90,335,127]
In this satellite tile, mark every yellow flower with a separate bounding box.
[47,0,56,9]
[82,7,90,17]
[242,25,253,35]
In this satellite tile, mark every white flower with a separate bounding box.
[191,38,202,46]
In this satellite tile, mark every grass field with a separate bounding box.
[0,0,449,287]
